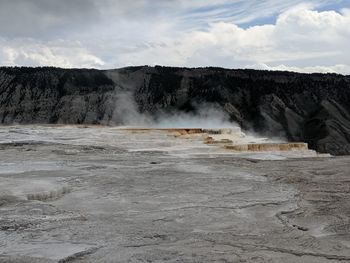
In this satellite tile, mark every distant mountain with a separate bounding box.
[0,66,349,155]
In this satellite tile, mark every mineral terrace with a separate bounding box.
[0,125,350,263]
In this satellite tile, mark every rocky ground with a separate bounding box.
[0,126,350,263]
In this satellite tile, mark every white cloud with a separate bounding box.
[245,63,350,75]
[0,2,349,74]
[110,5,350,74]
[0,38,105,68]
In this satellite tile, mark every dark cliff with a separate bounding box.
[1,66,350,155]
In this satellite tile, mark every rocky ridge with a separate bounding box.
[0,66,349,155]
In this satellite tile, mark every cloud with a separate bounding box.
[245,63,350,75]
[0,1,349,73]
[0,0,341,38]
[0,0,100,38]
[111,5,350,74]
[0,38,104,68]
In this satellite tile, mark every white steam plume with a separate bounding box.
[154,104,237,129]
[109,91,237,128]
[110,91,153,126]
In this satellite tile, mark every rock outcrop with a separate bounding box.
[0,66,350,155]
[224,143,309,152]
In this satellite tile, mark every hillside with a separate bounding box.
[0,66,349,155]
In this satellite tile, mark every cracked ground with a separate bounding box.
[0,126,350,262]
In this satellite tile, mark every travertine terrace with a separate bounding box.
[125,127,319,156]
[0,125,349,263]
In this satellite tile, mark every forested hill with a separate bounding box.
[0,66,350,155]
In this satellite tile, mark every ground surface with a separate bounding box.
[0,126,350,263]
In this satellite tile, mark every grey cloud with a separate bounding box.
[0,0,340,39]
[1,0,336,39]
[0,0,100,38]
[0,0,349,73]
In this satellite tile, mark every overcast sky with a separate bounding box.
[0,0,349,74]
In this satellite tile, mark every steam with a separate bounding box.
[108,91,287,145]
[153,105,236,129]
[109,91,237,128]
[110,91,153,126]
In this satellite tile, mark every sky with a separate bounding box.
[0,0,349,74]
